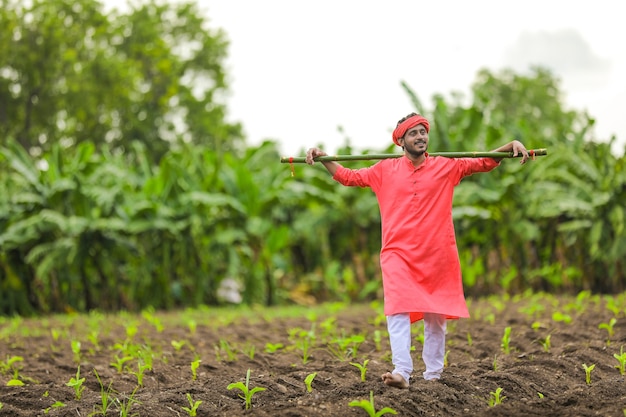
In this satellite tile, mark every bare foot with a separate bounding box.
[381,372,409,389]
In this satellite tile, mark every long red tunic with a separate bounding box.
[333,154,500,322]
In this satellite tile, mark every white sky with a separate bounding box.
[111,0,626,156]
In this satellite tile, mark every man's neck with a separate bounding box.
[405,151,426,167]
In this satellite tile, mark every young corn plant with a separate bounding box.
[90,369,114,416]
[501,327,512,354]
[599,318,617,345]
[240,342,256,360]
[539,334,552,353]
[131,361,151,387]
[582,363,595,385]
[2,355,25,385]
[66,366,86,400]
[227,368,266,410]
[349,390,397,416]
[264,342,284,353]
[373,330,382,352]
[328,333,365,361]
[614,346,626,376]
[304,372,317,393]
[488,387,506,406]
[191,358,201,381]
[116,387,141,417]
[215,339,238,362]
[71,340,82,364]
[181,393,202,416]
[350,359,370,382]
[288,326,316,364]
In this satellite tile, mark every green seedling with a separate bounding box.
[264,342,284,353]
[0,402,3,410]
[537,392,544,399]
[90,368,114,416]
[171,339,187,352]
[227,368,266,410]
[191,358,201,381]
[350,359,370,382]
[492,355,498,372]
[444,350,450,367]
[488,387,506,406]
[6,377,25,386]
[349,390,397,416]
[539,334,551,353]
[552,311,572,324]
[241,342,256,360]
[304,372,317,392]
[582,363,595,385]
[466,332,473,347]
[614,346,626,376]
[187,319,197,335]
[501,326,512,354]
[605,296,621,317]
[125,323,138,339]
[215,339,237,362]
[373,330,382,352]
[131,361,151,387]
[110,355,134,373]
[87,331,101,353]
[116,387,141,417]
[66,366,86,400]
[288,326,315,364]
[71,340,82,364]
[0,355,23,375]
[141,309,164,332]
[182,393,202,416]
[43,401,66,414]
[599,318,617,345]
[329,333,365,361]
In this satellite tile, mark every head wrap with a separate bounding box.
[392,114,430,146]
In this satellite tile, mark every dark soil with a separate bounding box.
[1,293,625,417]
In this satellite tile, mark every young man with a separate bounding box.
[305,113,530,388]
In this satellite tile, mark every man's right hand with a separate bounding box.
[305,148,327,165]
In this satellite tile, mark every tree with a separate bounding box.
[0,0,242,161]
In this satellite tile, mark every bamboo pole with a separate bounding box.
[280,148,547,163]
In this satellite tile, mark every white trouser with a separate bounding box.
[386,312,447,382]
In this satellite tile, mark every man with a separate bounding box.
[305,113,529,388]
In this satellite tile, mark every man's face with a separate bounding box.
[400,124,428,157]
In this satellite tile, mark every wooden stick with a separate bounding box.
[280,149,547,163]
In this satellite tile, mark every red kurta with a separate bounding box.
[333,154,500,322]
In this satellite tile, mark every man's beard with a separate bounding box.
[406,145,426,158]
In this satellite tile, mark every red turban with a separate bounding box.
[392,114,430,146]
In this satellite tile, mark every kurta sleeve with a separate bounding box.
[450,157,500,185]
[332,163,383,191]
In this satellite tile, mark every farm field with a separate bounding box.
[1,292,625,416]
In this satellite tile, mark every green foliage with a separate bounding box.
[1,50,625,315]
[0,0,242,160]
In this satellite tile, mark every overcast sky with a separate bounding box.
[109,0,626,156]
